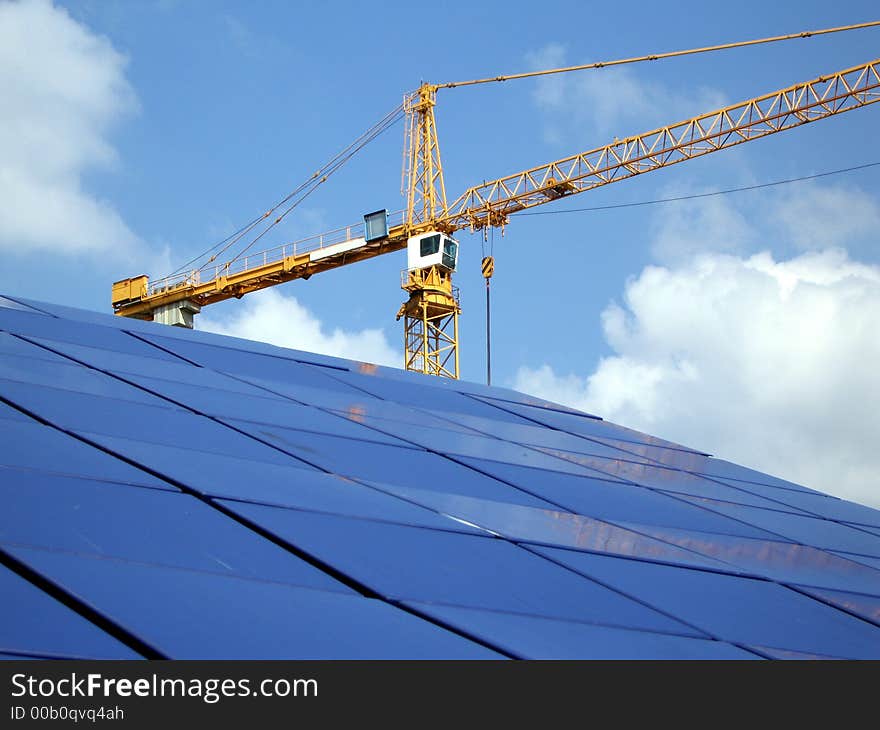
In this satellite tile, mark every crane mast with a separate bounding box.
[111,57,880,379]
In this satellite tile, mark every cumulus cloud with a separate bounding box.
[0,0,152,261]
[772,181,880,251]
[526,43,727,143]
[198,289,399,367]
[513,246,880,507]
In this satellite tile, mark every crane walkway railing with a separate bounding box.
[148,209,406,297]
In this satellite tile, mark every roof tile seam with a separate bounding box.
[0,545,159,659]
[517,543,721,642]
[776,583,880,630]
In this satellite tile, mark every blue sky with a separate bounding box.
[1,0,879,505]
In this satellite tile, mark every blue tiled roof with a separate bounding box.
[0,294,878,659]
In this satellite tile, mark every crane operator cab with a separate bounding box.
[407,231,459,273]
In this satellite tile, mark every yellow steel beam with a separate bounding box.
[114,58,879,323]
[443,59,880,231]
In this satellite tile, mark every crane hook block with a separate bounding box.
[481,256,495,279]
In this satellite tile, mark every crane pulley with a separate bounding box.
[111,23,880,379]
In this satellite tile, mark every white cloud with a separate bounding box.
[526,43,727,143]
[772,181,880,251]
[649,190,756,262]
[514,247,880,508]
[198,288,399,367]
[0,0,157,263]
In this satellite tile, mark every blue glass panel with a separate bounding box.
[616,521,880,594]
[356,416,654,468]
[795,586,880,626]
[467,397,705,453]
[0,358,169,406]
[0,310,180,360]
[0,473,350,592]
[476,393,601,419]
[846,523,880,538]
[71,433,322,495]
[533,447,809,511]
[0,562,139,659]
[233,372,383,406]
[693,458,819,494]
[213,477,486,534]
[455,457,781,540]
[32,339,275,396]
[579,435,712,471]
[7,296,136,324]
[126,377,408,445]
[360,483,729,570]
[321,369,538,424]
[0,419,168,487]
[9,548,503,659]
[699,480,880,529]
[0,332,68,362]
[219,423,554,508]
[0,382,304,466]
[137,333,360,387]
[674,497,880,557]
[0,295,45,313]
[832,552,880,571]
[331,418,633,476]
[0,653,47,660]
[219,506,702,635]
[530,546,880,659]
[469,395,601,423]
[328,404,483,436]
[747,645,846,660]
[0,402,29,422]
[405,602,759,660]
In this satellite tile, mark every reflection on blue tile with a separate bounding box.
[795,585,880,626]
[221,507,702,635]
[0,562,140,659]
[0,296,45,313]
[0,332,68,362]
[534,448,809,511]
[8,548,503,659]
[530,546,880,659]
[71,433,322,494]
[674,497,880,557]
[831,552,880,571]
[454,457,780,540]
[0,357,169,406]
[615,521,880,594]
[4,294,880,660]
[0,382,308,466]
[366,482,728,570]
[213,476,487,534]
[693,458,818,494]
[137,334,358,389]
[0,419,168,487]
[701,481,880,528]
[0,473,350,593]
[322,369,537,425]
[405,602,759,660]
[0,310,178,360]
[36,339,276,396]
[219,424,554,508]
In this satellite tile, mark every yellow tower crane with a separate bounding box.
[112,24,880,380]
